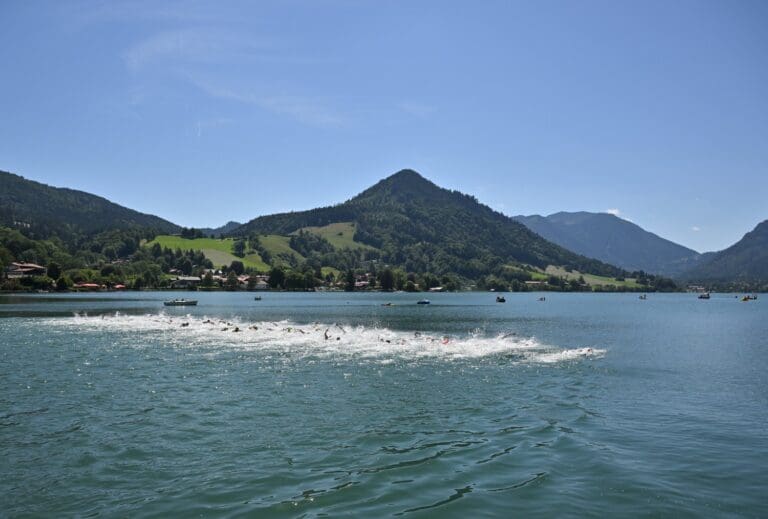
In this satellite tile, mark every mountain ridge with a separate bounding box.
[0,170,179,239]
[513,211,702,277]
[681,220,768,284]
[233,169,625,279]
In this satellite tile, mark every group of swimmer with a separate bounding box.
[165,316,467,345]
[145,315,596,356]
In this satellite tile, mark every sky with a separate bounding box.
[1,0,766,253]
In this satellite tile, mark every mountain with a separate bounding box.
[513,212,701,277]
[0,170,179,239]
[234,169,623,279]
[199,221,242,237]
[681,220,768,284]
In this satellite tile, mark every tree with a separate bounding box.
[379,268,394,291]
[268,266,285,289]
[225,271,238,291]
[230,260,245,275]
[47,261,61,280]
[180,258,193,276]
[233,239,246,258]
[56,276,72,291]
[345,269,355,291]
[202,271,214,287]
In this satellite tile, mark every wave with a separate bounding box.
[47,313,605,364]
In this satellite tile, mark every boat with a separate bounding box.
[163,299,198,306]
[698,293,710,299]
[639,294,647,300]
[496,296,506,303]
[254,296,262,301]
[538,296,546,302]
[417,299,431,305]
[381,302,394,306]
[742,295,751,302]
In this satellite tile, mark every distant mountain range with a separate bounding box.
[199,221,242,238]
[1,167,765,287]
[513,212,703,277]
[233,169,623,279]
[680,220,768,283]
[0,170,179,239]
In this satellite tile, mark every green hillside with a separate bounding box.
[681,220,768,287]
[294,222,374,250]
[147,236,270,270]
[0,170,179,240]
[235,169,626,282]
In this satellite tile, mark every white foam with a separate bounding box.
[49,313,605,364]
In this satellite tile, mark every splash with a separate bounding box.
[50,313,605,364]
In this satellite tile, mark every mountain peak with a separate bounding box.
[383,169,435,189]
[354,169,441,201]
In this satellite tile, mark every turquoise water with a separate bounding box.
[1,292,766,517]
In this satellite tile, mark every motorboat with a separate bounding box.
[496,296,506,303]
[163,299,198,306]
[417,299,431,305]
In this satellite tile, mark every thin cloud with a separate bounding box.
[605,208,633,222]
[397,102,436,118]
[192,79,347,128]
[195,117,235,138]
[123,28,270,71]
[692,226,701,232]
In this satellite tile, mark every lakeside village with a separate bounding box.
[0,260,723,295]
[4,261,461,293]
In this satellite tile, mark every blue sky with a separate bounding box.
[1,1,766,252]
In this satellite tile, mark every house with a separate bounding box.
[5,262,46,278]
[170,276,201,289]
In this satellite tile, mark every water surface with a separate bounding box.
[2,292,766,516]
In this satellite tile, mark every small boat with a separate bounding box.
[496,296,506,303]
[698,293,710,300]
[417,299,431,305]
[639,294,647,300]
[538,297,546,302]
[742,295,751,302]
[254,296,262,301]
[381,302,394,307]
[163,299,198,306]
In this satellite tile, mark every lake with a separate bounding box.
[1,292,766,517]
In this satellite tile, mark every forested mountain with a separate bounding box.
[681,220,768,285]
[0,170,179,240]
[513,212,702,276]
[200,221,242,237]
[234,170,623,279]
